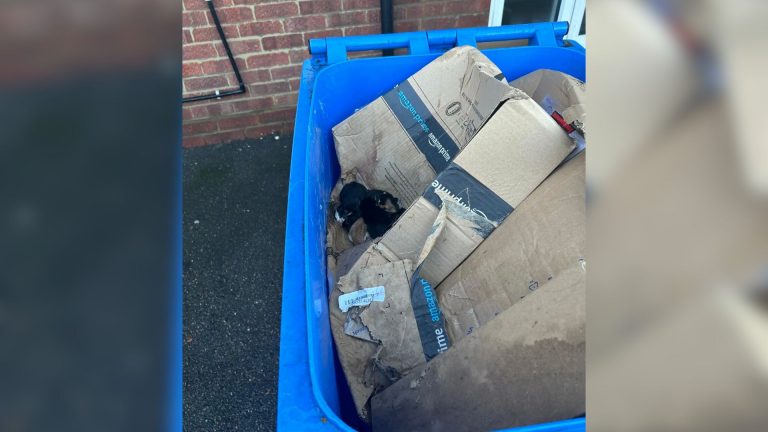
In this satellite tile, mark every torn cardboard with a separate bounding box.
[331,94,575,419]
[371,265,586,432]
[510,69,586,135]
[373,95,576,286]
[333,46,513,208]
[511,69,586,160]
[438,152,586,342]
[330,205,452,420]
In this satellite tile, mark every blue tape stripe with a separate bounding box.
[381,80,460,174]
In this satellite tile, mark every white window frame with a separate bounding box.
[556,0,586,46]
[488,0,586,47]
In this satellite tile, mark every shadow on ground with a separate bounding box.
[183,134,291,431]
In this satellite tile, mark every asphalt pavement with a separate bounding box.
[183,134,291,431]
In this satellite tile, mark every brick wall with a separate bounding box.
[182,0,490,147]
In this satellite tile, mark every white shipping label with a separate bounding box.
[338,286,386,312]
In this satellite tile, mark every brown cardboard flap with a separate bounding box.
[438,152,586,342]
[376,97,576,286]
[329,203,452,419]
[333,46,513,208]
[371,265,586,432]
[510,69,586,134]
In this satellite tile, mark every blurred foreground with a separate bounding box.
[588,0,768,430]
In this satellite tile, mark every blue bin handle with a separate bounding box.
[309,22,569,64]
[309,31,430,64]
[452,22,568,48]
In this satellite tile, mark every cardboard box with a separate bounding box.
[330,94,575,419]
[510,69,586,135]
[438,152,585,342]
[373,95,575,286]
[371,265,586,432]
[333,46,513,208]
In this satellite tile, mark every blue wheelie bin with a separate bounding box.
[277,22,586,432]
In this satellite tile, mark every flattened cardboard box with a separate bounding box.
[330,95,575,419]
[372,265,586,432]
[438,152,585,342]
[333,46,513,208]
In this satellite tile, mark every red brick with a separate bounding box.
[232,97,275,112]
[250,81,291,95]
[394,20,419,33]
[191,103,228,119]
[284,15,326,32]
[182,10,208,27]
[182,0,208,11]
[261,34,304,50]
[367,9,380,23]
[216,99,240,116]
[183,43,219,60]
[228,39,262,54]
[348,51,381,59]
[254,2,299,19]
[457,14,487,28]
[342,0,377,10]
[192,25,239,42]
[187,104,210,119]
[289,78,301,91]
[344,24,380,36]
[288,48,310,64]
[259,108,296,124]
[183,135,208,148]
[218,114,261,131]
[444,1,469,15]
[185,75,229,91]
[200,59,233,75]
[394,6,406,20]
[275,90,299,106]
[402,4,423,20]
[240,69,272,84]
[421,2,446,16]
[182,108,195,121]
[472,0,492,11]
[216,6,253,22]
[421,16,457,30]
[182,62,203,77]
[183,120,218,135]
[270,64,302,80]
[205,129,246,145]
[246,52,290,69]
[239,20,284,36]
[299,0,341,14]
[244,125,280,139]
[328,11,367,27]
[303,29,343,42]
[183,29,193,44]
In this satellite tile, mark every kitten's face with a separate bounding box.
[378,196,399,214]
[368,191,401,214]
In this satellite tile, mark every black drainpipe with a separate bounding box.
[183,0,246,103]
[380,0,394,56]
